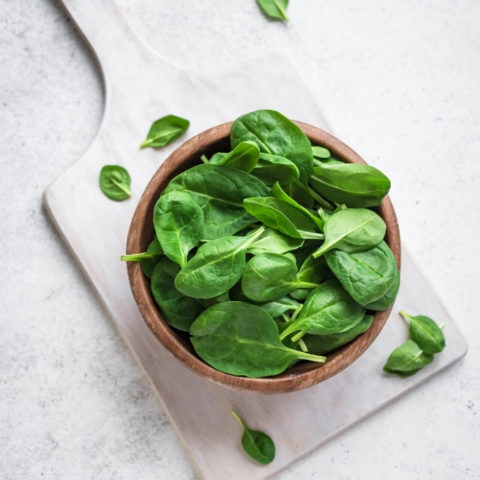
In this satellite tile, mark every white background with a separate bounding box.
[1,0,479,478]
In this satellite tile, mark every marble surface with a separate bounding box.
[1,0,479,479]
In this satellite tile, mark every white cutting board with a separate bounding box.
[44,1,468,479]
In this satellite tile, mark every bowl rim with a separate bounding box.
[126,120,401,394]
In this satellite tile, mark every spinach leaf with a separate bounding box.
[256,0,289,21]
[248,227,304,255]
[231,110,312,184]
[285,179,315,208]
[312,208,386,258]
[242,253,318,302]
[364,268,400,311]
[289,288,310,300]
[251,153,300,185]
[244,197,324,240]
[150,258,203,332]
[400,311,446,354]
[271,181,324,230]
[121,238,163,278]
[189,302,326,377]
[302,314,374,355]
[297,254,332,284]
[280,279,365,341]
[310,163,391,207]
[383,340,434,376]
[99,165,131,201]
[153,191,204,267]
[175,227,265,299]
[325,241,398,306]
[231,409,275,464]
[209,141,260,172]
[259,297,300,319]
[311,146,331,159]
[164,164,269,239]
[140,114,189,149]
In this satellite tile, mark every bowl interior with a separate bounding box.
[126,121,401,393]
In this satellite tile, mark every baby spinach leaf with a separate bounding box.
[242,253,318,302]
[383,339,434,376]
[280,279,365,340]
[311,145,331,159]
[297,254,332,284]
[140,114,189,149]
[99,165,131,201]
[150,258,203,332]
[289,288,310,300]
[400,311,446,354]
[208,141,260,172]
[364,268,400,311]
[121,238,163,278]
[312,208,386,258]
[189,302,326,377]
[164,164,269,239]
[260,297,300,319]
[303,314,374,355]
[153,191,204,267]
[175,227,265,299]
[251,153,300,185]
[231,409,275,464]
[325,241,398,306]
[244,197,324,240]
[231,110,313,184]
[271,181,324,230]
[248,228,304,255]
[310,163,391,207]
[256,0,289,21]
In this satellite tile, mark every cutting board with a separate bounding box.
[44,1,468,478]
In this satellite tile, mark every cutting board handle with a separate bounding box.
[59,0,160,79]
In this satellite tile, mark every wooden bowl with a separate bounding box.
[126,121,401,394]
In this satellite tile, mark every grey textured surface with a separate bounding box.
[1,0,479,479]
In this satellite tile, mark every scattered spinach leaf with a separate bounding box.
[383,339,434,376]
[256,0,289,22]
[140,114,189,149]
[400,311,446,354]
[99,165,131,201]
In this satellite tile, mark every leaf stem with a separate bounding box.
[291,330,306,343]
[307,186,333,210]
[298,338,308,352]
[200,154,209,164]
[399,310,413,324]
[311,242,331,259]
[293,350,326,363]
[298,230,324,240]
[231,409,246,430]
[121,252,152,262]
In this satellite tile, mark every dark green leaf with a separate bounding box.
[400,311,446,354]
[231,110,312,184]
[140,114,189,149]
[256,0,289,21]
[154,191,204,267]
[190,301,326,377]
[164,164,269,239]
[364,268,400,311]
[251,153,300,185]
[231,410,275,464]
[99,165,131,201]
[209,141,260,172]
[383,339,434,376]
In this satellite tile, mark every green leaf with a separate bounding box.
[248,228,304,255]
[150,258,203,332]
[311,145,331,159]
[297,254,332,285]
[153,191,204,267]
[312,208,386,257]
[280,279,366,339]
[259,297,300,319]
[175,227,265,299]
[209,141,260,172]
[121,238,163,278]
[231,110,312,184]
[190,301,326,377]
[231,410,275,464]
[256,0,289,21]
[364,268,400,311]
[164,164,269,240]
[251,153,300,185]
[99,165,131,201]
[325,241,398,306]
[400,311,446,354]
[140,114,190,149]
[383,339,434,376]
[310,163,391,207]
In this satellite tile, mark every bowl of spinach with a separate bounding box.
[124,110,401,393]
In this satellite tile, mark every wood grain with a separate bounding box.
[43,1,467,478]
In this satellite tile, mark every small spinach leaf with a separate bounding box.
[311,145,331,159]
[256,0,289,21]
[189,302,326,377]
[383,339,434,376]
[251,153,300,185]
[400,311,446,354]
[175,227,265,299]
[312,208,386,258]
[248,228,304,255]
[297,254,332,284]
[99,165,131,201]
[140,114,189,149]
[259,297,300,319]
[209,141,260,172]
[231,409,275,464]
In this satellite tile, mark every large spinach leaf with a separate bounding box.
[189,302,326,377]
